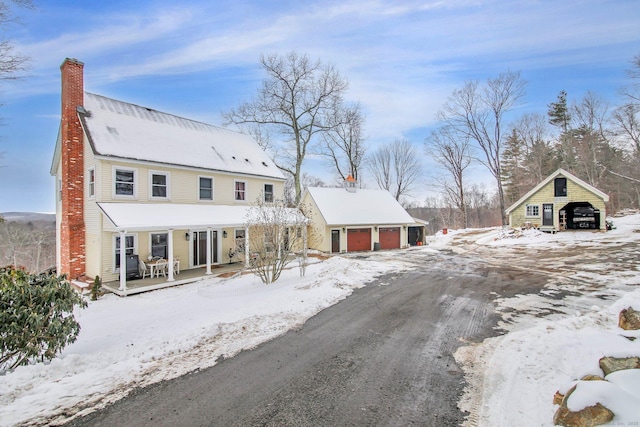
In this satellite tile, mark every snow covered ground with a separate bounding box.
[1,215,640,426]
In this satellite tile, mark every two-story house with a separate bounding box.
[50,58,287,295]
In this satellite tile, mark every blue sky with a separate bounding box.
[0,0,639,212]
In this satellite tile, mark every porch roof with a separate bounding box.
[98,202,288,231]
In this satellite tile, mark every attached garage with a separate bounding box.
[347,228,371,252]
[379,227,401,249]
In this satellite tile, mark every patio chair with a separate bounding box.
[173,257,180,275]
[139,259,151,279]
[154,259,168,278]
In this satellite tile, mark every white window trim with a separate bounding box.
[112,166,137,199]
[263,182,274,203]
[113,233,138,273]
[149,170,170,200]
[88,167,95,199]
[525,204,540,217]
[149,232,169,259]
[198,175,215,201]
[234,180,247,202]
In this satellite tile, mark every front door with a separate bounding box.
[192,230,218,266]
[331,229,340,253]
[543,204,554,226]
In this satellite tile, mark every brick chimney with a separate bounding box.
[59,58,85,279]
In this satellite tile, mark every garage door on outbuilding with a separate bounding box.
[347,228,371,252]
[379,227,401,249]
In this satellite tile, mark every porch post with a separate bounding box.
[244,226,250,268]
[205,227,212,275]
[118,230,127,293]
[167,229,175,282]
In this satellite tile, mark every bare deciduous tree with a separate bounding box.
[425,126,472,228]
[438,71,526,226]
[224,51,349,205]
[243,198,309,284]
[321,103,366,183]
[368,138,422,202]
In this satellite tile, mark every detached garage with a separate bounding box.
[347,228,372,252]
[506,168,609,233]
[301,179,422,253]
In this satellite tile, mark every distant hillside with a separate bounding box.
[1,212,55,223]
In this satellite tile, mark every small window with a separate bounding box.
[199,177,213,200]
[235,181,246,201]
[58,178,62,202]
[150,233,168,259]
[151,172,168,199]
[554,177,567,197]
[525,205,540,217]
[264,183,274,203]
[88,168,95,198]
[115,168,135,196]
[115,234,135,269]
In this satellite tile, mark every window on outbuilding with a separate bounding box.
[554,177,567,197]
[526,204,540,217]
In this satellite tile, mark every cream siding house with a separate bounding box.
[301,183,420,253]
[506,168,609,232]
[51,59,287,295]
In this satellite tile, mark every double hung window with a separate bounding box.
[115,235,135,269]
[88,168,95,198]
[115,168,136,197]
[151,233,168,259]
[151,172,169,199]
[235,181,246,201]
[264,183,274,203]
[199,177,213,201]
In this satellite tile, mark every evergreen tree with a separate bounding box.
[548,90,571,133]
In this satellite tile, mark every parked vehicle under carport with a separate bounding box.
[564,203,600,229]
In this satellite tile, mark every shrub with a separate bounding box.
[91,275,102,301]
[0,266,87,371]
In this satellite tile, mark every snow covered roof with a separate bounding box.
[98,202,305,231]
[505,168,609,214]
[304,187,414,226]
[80,93,284,180]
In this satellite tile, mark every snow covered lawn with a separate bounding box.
[0,255,408,426]
[1,215,640,426]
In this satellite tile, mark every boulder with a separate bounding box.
[599,356,640,376]
[553,385,614,427]
[619,307,640,330]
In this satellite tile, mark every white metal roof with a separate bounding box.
[304,187,414,226]
[81,93,284,180]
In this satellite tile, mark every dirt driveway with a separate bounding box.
[64,239,561,427]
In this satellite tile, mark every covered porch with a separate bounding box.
[98,203,258,296]
[101,262,245,296]
[97,202,308,296]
